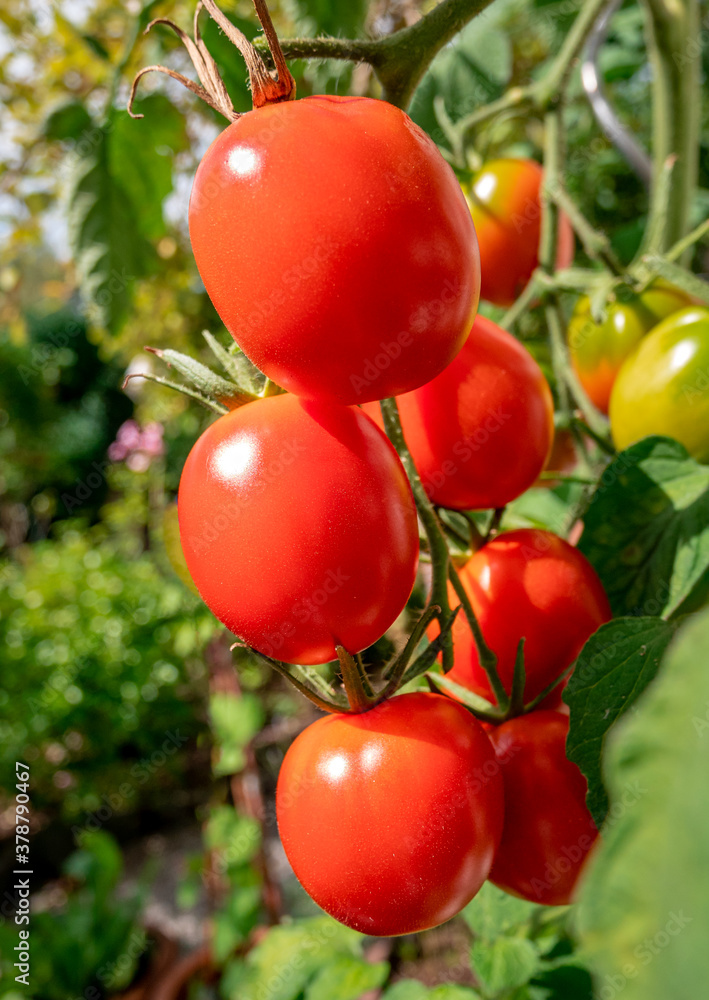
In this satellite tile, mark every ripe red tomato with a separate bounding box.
[363,314,553,510]
[488,710,597,905]
[178,394,418,664]
[189,96,480,404]
[465,159,574,307]
[429,529,611,705]
[276,692,504,935]
[568,281,692,414]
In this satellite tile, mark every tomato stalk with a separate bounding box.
[448,563,508,713]
[641,0,700,259]
[379,397,455,672]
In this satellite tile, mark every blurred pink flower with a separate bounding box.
[108,420,165,470]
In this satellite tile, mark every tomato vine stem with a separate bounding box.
[379,397,455,672]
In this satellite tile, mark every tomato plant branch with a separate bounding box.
[546,181,623,275]
[257,0,497,108]
[665,217,709,264]
[454,0,612,142]
[642,0,700,257]
[539,107,608,439]
[507,639,527,717]
[380,396,455,671]
[448,562,508,711]
[523,663,575,714]
[638,256,709,307]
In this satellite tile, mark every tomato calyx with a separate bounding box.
[251,604,461,714]
[428,638,574,725]
[128,0,295,124]
[122,332,284,414]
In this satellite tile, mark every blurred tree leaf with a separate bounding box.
[579,437,709,618]
[565,617,678,826]
[66,95,187,334]
[44,101,93,141]
[577,609,709,1000]
[288,0,368,38]
[209,692,264,775]
[67,123,155,334]
[109,96,188,242]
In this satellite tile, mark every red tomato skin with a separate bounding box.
[466,159,574,307]
[276,692,504,936]
[178,395,418,664]
[430,529,611,705]
[189,96,480,404]
[488,711,597,905]
[363,315,554,509]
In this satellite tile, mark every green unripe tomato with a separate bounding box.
[568,282,692,414]
[609,306,709,461]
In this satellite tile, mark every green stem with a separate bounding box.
[642,0,700,257]
[448,562,508,711]
[380,397,455,671]
[507,639,527,718]
[638,256,709,306]
[337,646,374,713]
[547,182,623,275]
[259,0,496,109]
[531,0,615,108]
[666,217,709,263]
[500,270,544,330]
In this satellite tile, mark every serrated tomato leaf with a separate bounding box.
[579,437,709,619]
[564,617,678,826]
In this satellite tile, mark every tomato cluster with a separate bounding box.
[174,90,607,938]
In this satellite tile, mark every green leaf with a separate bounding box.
[383,984,481,1000]
[565,617,678,826]
[579,437,709,618]
[429,988,482,1000]
[462,881,540,941]
[410,14,512,144]
[108,96,188,242]
[204,806,261,868]
[305,955,389,1000]
[44,101,93,141]
[470,936,541,995]
[501,485,583,535]
[224,917,363,1000]
[577,608,709,1000]
[382,983,429,1000]
[209,692,264,774]
[67,122,155,334]
[288,0,368,38]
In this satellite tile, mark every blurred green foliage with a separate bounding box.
[0,830,147,999]
[0,519,216,821]
[0,0,708,997]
